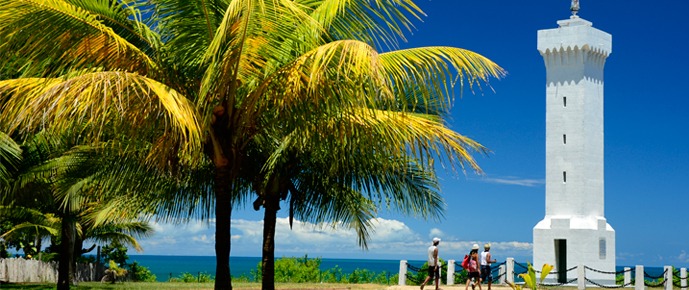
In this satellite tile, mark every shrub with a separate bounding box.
[129,261,157,282]
[177,272,214,283]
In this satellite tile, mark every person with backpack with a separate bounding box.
[420,237,441,290]
[465,244,482,290]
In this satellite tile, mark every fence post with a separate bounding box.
[578,264,586,290]
[399,260,407,286]
[624,267,632,286]
[440,260,444,286]
[681,268,687,290]
[506,258,515,285]
[448,259,455,286]
[665,266,673,290]
[635,265,644,290]
[499,264,506,285]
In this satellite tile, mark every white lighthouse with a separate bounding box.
[533,2,616,284]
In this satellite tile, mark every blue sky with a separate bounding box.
[137,0,689,268]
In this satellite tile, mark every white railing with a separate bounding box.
[399,257,688,290]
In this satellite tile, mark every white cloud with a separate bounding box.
[136,217,533,262]
[678,250,688,262]
[479,176,544,187]
[429,228,444,239]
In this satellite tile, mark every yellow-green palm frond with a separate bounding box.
[255,39,391,122]
[0,71,202,156]
[64,0,161,55]
[0,0,158,76]
[0,206,62,239]
[0,221,61,239]
[154,0,230,69]
[308,0,424,49]
[0,132,22,185]
[350,109,487,173]
[379,46,506,111]
[269,106,486,176]
[199,0,323,107]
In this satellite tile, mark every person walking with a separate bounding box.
[465,244,482,290]
[421,237,441,290]
[480,243,497,290]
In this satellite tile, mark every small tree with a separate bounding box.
[101,241,128,266]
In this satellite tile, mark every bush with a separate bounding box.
[129,261,157,282]
[254,255,398,285]
[177,272,214,283]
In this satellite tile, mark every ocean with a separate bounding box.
[127,255,665,282]
[128,255,417,282]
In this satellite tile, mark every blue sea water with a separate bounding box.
[127,255,666,282]
[127,255,416,282]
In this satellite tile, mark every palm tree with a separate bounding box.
[0,1,503,289]
[246,120,453,289]
[0,133,154,287]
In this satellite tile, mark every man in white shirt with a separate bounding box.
[480,243,497,290]
[420,237,441,290]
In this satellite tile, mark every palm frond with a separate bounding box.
[155,0,229,70]
[308,0,424,49]
[0,0,158,76]
[0,72,203,158]
[0,132,21,185]
[198,0,323,110]
[380,46,506,108]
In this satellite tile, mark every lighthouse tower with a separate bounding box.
[533,2,616,284]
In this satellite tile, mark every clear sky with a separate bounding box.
[136,0,689,268]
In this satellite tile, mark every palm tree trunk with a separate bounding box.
[214,164,233,290]
[57,216,75,290]
[261,190,280,290]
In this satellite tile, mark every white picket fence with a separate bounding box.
[0,258,99,283]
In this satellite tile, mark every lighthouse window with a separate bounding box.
[563,96,567,107]
[599,238,607,259]
[563,134,567,144]
[563,171,567,183]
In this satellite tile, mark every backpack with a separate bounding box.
[461,254,470,269]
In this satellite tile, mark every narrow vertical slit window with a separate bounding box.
[563,96,567,107]
[563,134,567,144]
[563,171,567,183]
[599,238,607,259]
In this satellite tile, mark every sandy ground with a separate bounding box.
[388,285,514,290]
